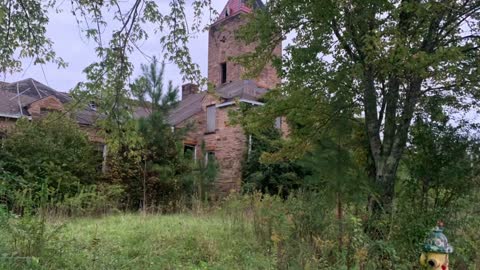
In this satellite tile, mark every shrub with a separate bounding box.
[0,113,100,210]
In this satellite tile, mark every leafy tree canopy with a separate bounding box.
[236,0,480,210]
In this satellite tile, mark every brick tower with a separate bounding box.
[208,0,281,89]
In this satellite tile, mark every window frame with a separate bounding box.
[184,144,197,162]
[206,105,217,133]
[220,62,227,84]
[205,151,215,164]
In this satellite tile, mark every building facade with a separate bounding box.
[0,0,282,194]
[168,0,282,193]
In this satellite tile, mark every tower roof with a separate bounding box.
[217,0,265,22]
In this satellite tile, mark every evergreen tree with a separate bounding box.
[120,58,189,210]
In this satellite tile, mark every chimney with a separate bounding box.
[182,83,199,100]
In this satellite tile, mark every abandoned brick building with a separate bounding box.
[0,0,283,193]
[168,0,283,193]
[0,78,108,172]
[0,78,101,140]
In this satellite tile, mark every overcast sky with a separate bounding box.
[2,1,228,92]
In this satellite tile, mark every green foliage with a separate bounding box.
[186,142,218,204]
[300,117,370,202]
[389,117,480,267]
[223,192,368,269]
[242,128,304,196]
[0,0,65,73]
[52,184,125,217]
[106,58,194,211]
[0,214,273,270]
[404,118,479,209]
[231,103,304,196]
[236,0,480,213]
[0,113,100,209]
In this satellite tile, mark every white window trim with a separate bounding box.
[216,99,264,108]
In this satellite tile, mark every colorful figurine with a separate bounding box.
[420,222,454,270]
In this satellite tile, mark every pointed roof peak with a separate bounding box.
[217,0,265,22]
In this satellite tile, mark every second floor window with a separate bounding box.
[206,105,216,133]
[220,62,227,84]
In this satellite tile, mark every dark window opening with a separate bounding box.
[205,151,215,164]
[220,62,227,84]
[184,144,196,160]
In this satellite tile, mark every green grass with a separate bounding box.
[0,214,274,270]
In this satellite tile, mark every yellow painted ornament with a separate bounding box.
[419,222,453,270]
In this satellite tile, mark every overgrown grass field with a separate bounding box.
[0,214,274,270]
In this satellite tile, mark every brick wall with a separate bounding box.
[27,96,64,119]
[175,94,247,193]
[208,14,281,90]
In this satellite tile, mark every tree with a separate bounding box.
[236,0,480,213]
[242,125,304,197]
[0,0,65,74]
[0,113,100,206]
[128,58,190,210]
[404,116,479,210]
[300,113,369,254]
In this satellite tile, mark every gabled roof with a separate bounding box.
[0,90,36,117]
[168,92,207,126]
[167,80,268,126]
[1,78,70,103]
[0,79,99,126]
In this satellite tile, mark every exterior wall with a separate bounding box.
[208,106,246,193]
[27,96,64,119]
[208,13,281,89]
[175,94,248,193]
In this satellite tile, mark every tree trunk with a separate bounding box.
[374,161,398,214]
[364,76,421,215]
[336,193,344,253]
[143,158,147,214]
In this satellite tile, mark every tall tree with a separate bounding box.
[128,58,186,210]
[236,0,480,212]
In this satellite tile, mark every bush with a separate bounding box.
[50,184,125,217]
[0,113,101,210]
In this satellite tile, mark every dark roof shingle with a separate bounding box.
[1,78,70,103]
[168,93,206,125]
[216,80,267,101]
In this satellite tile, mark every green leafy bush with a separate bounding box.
[0,113,100,210]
